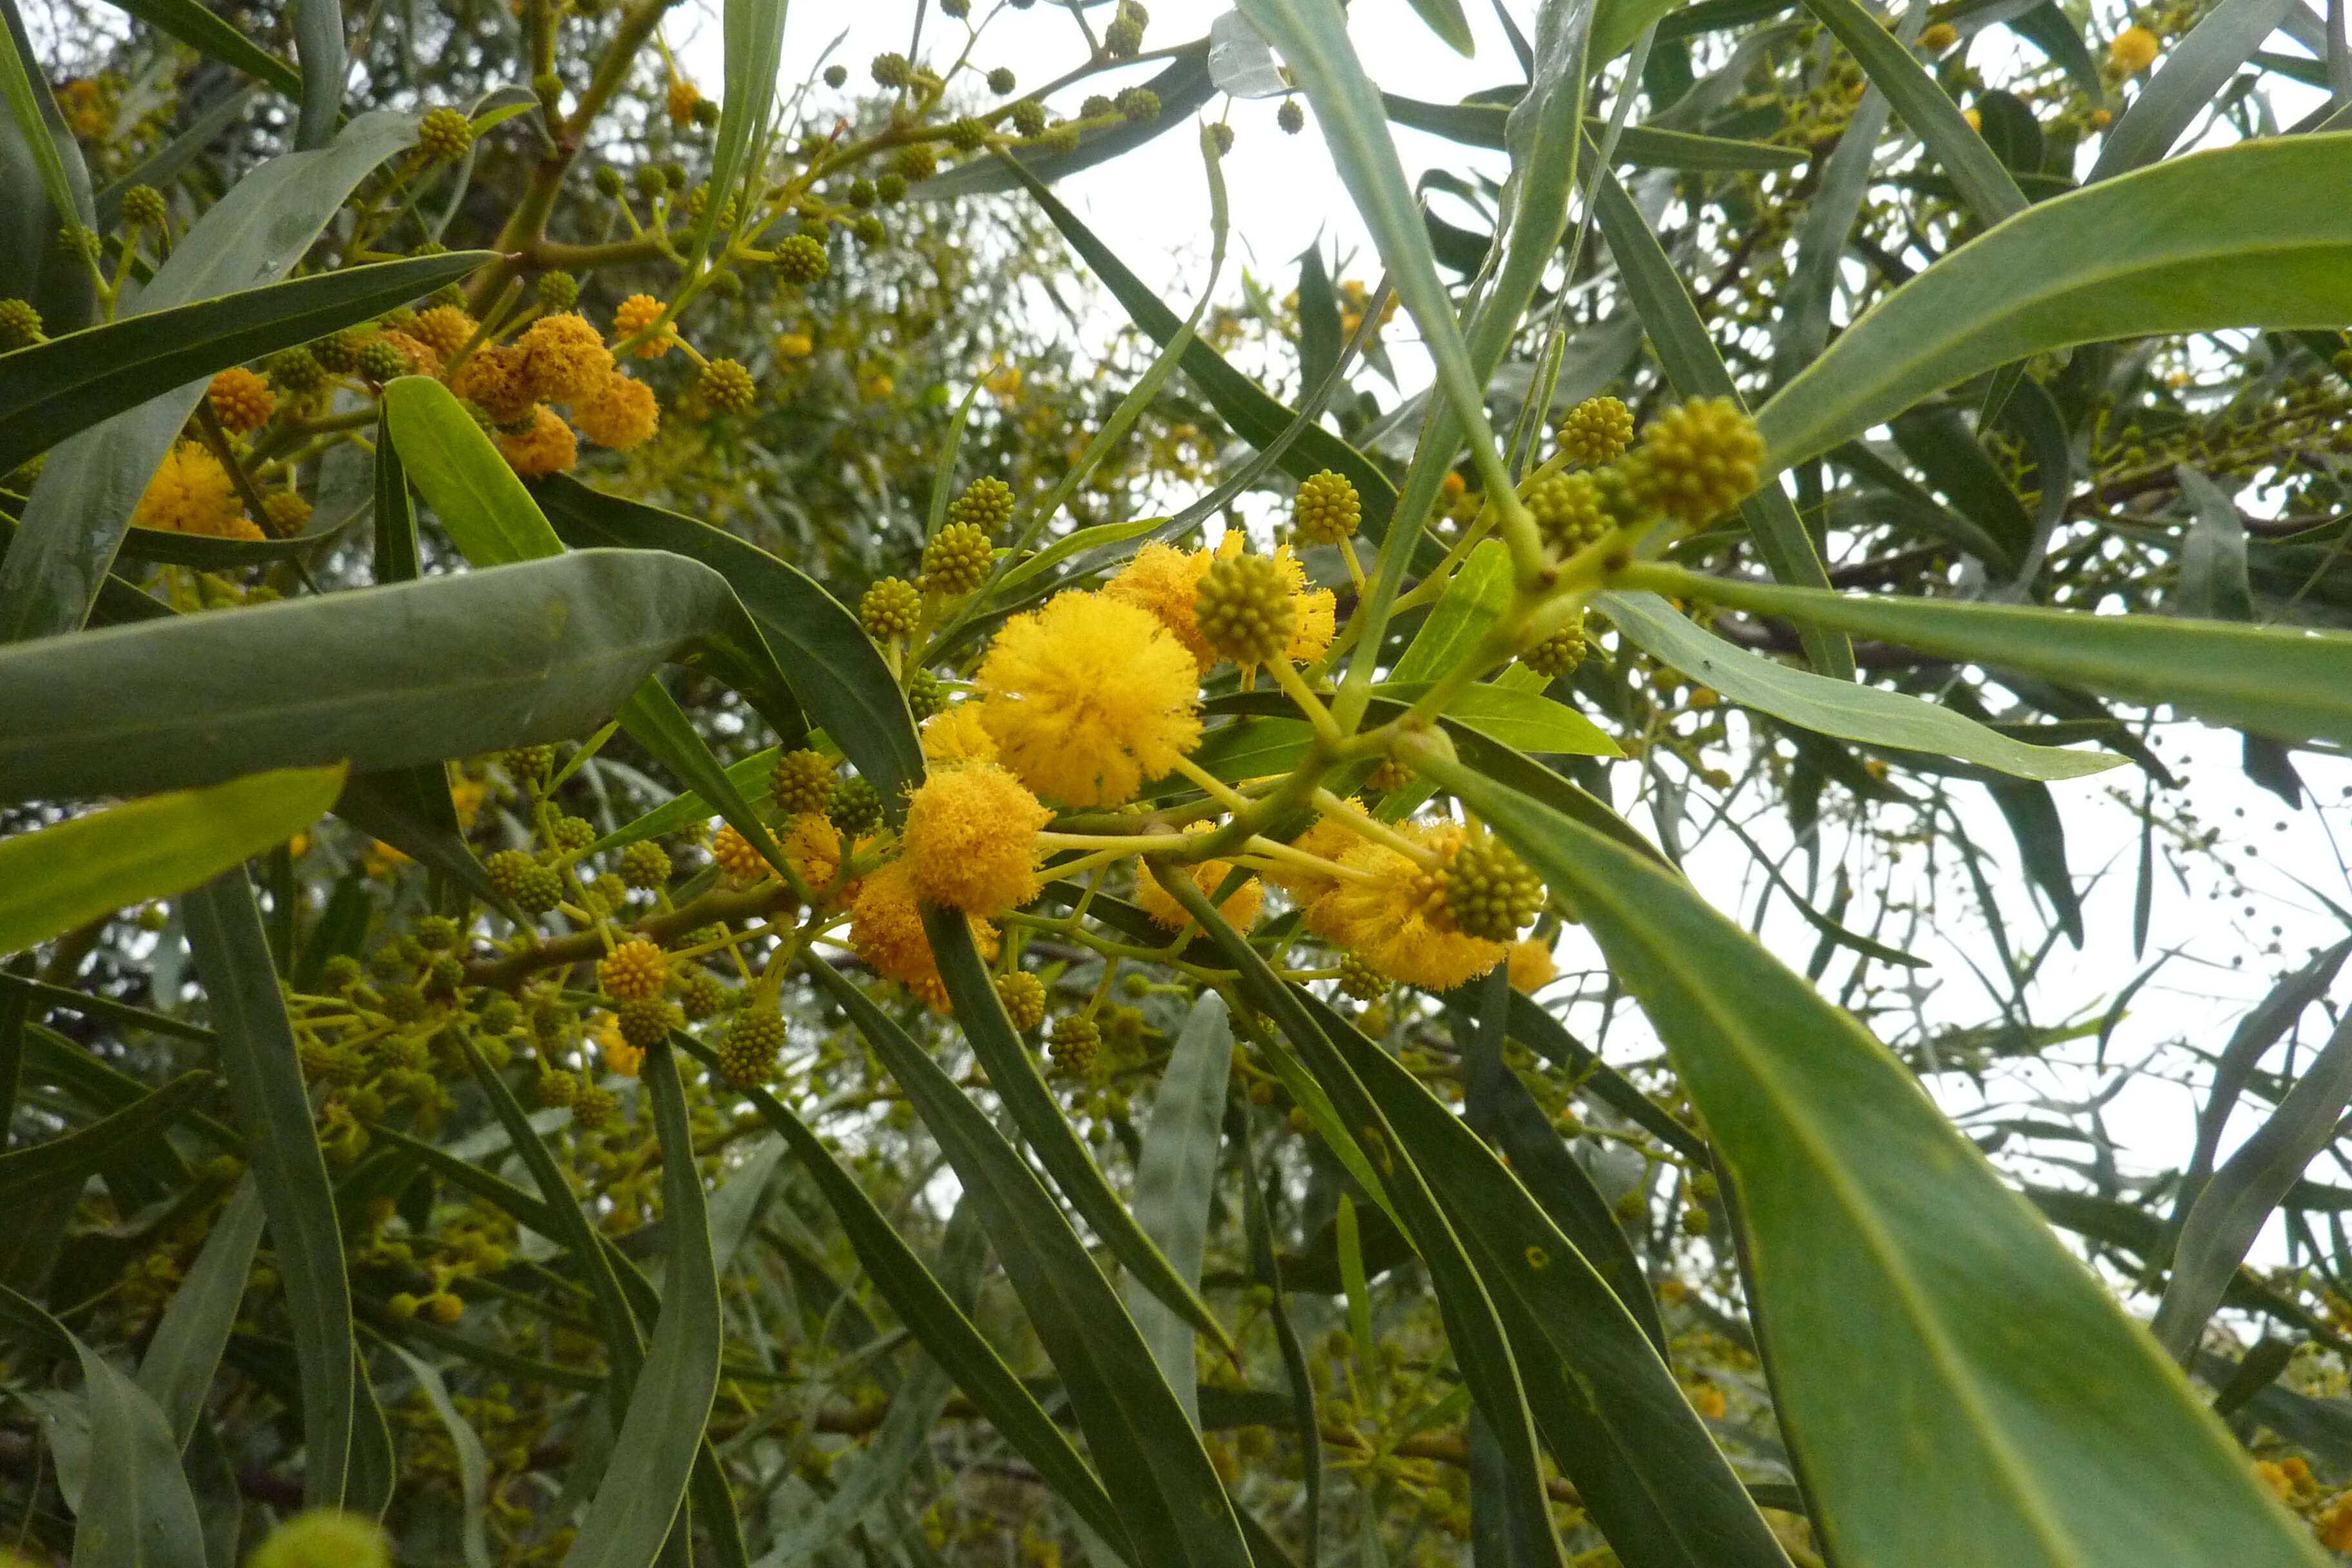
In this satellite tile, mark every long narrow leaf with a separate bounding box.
[1421,745,2325,1568]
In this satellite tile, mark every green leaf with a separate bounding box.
[1799,0,2026,226]
[1127,994,1235,1427]
[923,914,1238,1357]
[1986,778,2081,945]
[2155,1014,2352,1362]
[0,8,79,228]
[701,1049,1133,1558]
[1589,166,1851,679]
[913,44,1215,198]
[1420,746,2328,1568]
[93,85,254,228]
[1391,540,1512,685]
[995,514,1166,596]
[0,0,95,331]
[1889,406,2037,571]
[136,1178,266,1446]
[0,1072,211,1202]
[0,111,424,642]
[1631,560,2352,751]
[2087,0,2295,181]
[1313,993,1791,1568]
[1454,998,1666,1350]
[0,253,489,478]
[384,1344,493,1568]
[1379,95,1805,168]
[583,747,775,858]
[1371,681,1625,757]
[0,551,757,803]
[2175,466,2253,622]
[0,1282,206,1568]
[536,476,924,819]
[102,0,303,97]
[1403,0,1476,53]
[1596,590,2119,779]
[1756,135,2352,472]
[691,0,785,264]
[1594,0,1695,59]
[0,764,347,954]
[1237,0,1517,516]
[1150,866,1565,1567]
[290,0,344,148]
[182,869,360,1509]
[804,956,1253,1568]
[565,1045,722,1568]
[1008,163,1405,547]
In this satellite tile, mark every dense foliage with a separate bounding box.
[8,0,2352,1565]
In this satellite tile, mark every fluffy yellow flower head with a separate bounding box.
[496,406,578,476]
[518,311,615,401]
[850,859,999,1010]
[410,304,478,362]
[1136,823,1264,930]
[921,703,999,765]
[976,590,1201,807]
[614,293,677,358]
[1302,820,1505,991]
[1106,538,1332,669]
[573,371,660,449]
[781,812,843,892]
[1507,937,1556,994]
[1263,798,1368,909]
[133,441,258,538]
[903,762,1052,917]
[2109,23,2159,74]
[449,343,536,424]
[1106,542,1213,666]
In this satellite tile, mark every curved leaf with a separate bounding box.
[183,868,360,1509]
[0,764,345,953]
[103,0,304,97]
[1127,994,1235,1426]
[912,44,1215,198]
[0,253,488,477]
[1313,993,1790,1568]
[534,475,924,817]
[1421,746,2326,1568]
[700,1046,1133,1558]
[0,1282,206,1568]
[1596,590,2121,779]
[564,1044,722,1568]
[0,1072,211,1202]
[808,955,1253,1568]
[137,1177,265,1446]
[1756,135,2352,471]
[2087,0,2296,181]
[0,550,755,804]
[1633,560,2352,750]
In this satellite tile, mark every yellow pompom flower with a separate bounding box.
[782,812,843,891]
[1136,824,1264,930]
[976,591,1202,807]
[378,329,444,378]
[496,405,578,476]
[573,371,660,449]
[410,304,478,362]
[206,366,275,433]
[614,293,676,357]
[903,762,1052,917]
[1506,937,1556,994]
[2109,24,2159,74]
[132,441,253,537]
[449,343,536,424]
[1301,821,1505,991]
[518,311,616,400]
[1105,542,1214,666]
[665,77,701,128]
[1262,798,1368,910]
[1107,540,1331,670]
[850,859,999,1010]
[921,703,1000,765]
[248,1509,390,1568]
